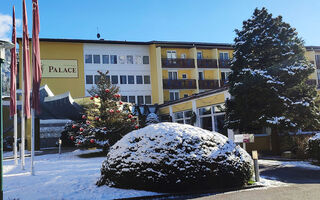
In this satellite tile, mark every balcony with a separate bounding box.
[219,59,231,68]
[316,60,320,69]
[197,59,218,68]
[163,79,197,89]
[199,80,227,89]
[161,58,195,68]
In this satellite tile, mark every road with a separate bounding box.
[194,159,320,200]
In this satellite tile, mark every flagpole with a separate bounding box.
[31,109,34,175]
[21,8,25,168]
[13,113,18,165]
[21,37,25,170]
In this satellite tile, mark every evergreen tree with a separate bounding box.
[226,8,320,140]
[67,71,138,151]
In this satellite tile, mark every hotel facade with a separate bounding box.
[15,38,320,151]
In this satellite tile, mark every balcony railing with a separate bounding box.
[197,59,218,68]
[199,80,227,89]
[161,58,195,68]
[316,60,320,69]
[219,59,231,68]
[163,79,197,89]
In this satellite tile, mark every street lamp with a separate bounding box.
[0,40,14,200]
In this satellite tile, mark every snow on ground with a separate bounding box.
[259,159,320,170]
[257,176,287,187]
[3,149,161,200]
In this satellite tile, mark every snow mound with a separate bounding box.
[97,122,253,192]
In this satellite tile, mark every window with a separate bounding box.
[86,75,93,84]
[121,96,128,102]
[169,90,179,101]
[111,75,118,84]
[181,53,186,59]
[173,110,192,124]
[127,55,134,64]
[167,50,177,59]
[120,75,127,84]
[128,75,134,84]
[145,95,151,104]
[93,55,100,64]
[198,104,227,135]
[119,55,126,64]
[219,52,229,60]
[221,71,231,82]
[182,74,187,79]
[136,75,143,84]
[168,71,178,80]
[85,54,92,64]
[144,75,150,84]
[129,96,136,104]
[183,94,188,98]
[137,96,144,105]
[198,71,204,80]
[94,75,101,84]
[197,51,202,59]
[143,56,149,64]
[102,55,109,64]
[135,56,143,64]
[106,75,110,83]
[110,55,117,64]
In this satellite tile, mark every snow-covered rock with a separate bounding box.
[97,122,253,192]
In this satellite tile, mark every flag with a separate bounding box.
[10,6,17,117]
[23,0,31,118]
[32,0,41,114]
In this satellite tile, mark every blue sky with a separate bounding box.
[1,0,320,45]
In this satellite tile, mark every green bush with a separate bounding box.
[308,133,320,163]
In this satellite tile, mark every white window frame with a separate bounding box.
[219,52,229,60]
[198,70,204,80]
[173,110,192,124]
[168,70,178,80]
[181,53,186,59]
[182,73,187,79]
[167,50,177,59]
[198,104,226,133]
[169,90,179,101]
[197,51,203,59]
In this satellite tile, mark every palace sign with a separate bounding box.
[41,60,78,78]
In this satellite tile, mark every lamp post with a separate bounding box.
[0,40,14,200]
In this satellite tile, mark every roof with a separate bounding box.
[306,46,320,51]
[159,87,229,108]
[16,37,234,48]
[16,37,319,50]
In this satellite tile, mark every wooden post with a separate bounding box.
[252,150,260,182]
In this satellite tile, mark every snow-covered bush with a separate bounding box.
[145,113,160,125]
[97,123,253,192]
[308,133,320,163]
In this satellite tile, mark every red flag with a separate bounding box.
[23,0,31,118]
[32,0,41,114]
[10,6,17,117]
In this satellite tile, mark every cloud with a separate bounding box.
[0,13,21,41]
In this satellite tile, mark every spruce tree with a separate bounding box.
[67,71,138,151]
[226,8,320,142]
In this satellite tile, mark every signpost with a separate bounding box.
[252,150,260,182]
[234,133,254,151]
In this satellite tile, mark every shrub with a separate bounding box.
[307,133,320,163]
[97,123,253,192]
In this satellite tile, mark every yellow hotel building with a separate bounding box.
[14,38,320,151]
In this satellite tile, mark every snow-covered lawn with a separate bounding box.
[3,149,161,200]
[259,159,320,170]
[5,150,316,200]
